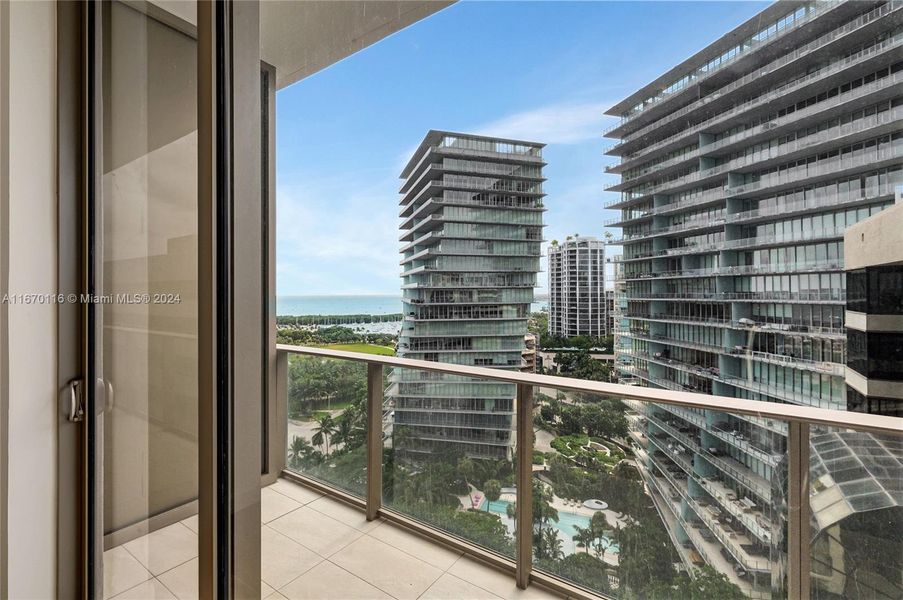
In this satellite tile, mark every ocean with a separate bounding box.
[278,295,402,316]
[277,295,548,316]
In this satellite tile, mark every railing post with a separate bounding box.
[515,383,534,589]
[274,350,289,477]
[787,421,810,599]
[366,363,384,521]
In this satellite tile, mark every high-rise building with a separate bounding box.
[392,131,546,460]
[844,199,903,416]
[790,197,903,600]
[605,1,903,595]
[604,289,616,338]
[548,237,607,338]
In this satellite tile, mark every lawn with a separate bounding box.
[318,343,396,356]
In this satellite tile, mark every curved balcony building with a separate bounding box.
[607,2,903,597]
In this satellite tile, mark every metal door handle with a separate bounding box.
[67,379,84,422]
[105,379,114,412]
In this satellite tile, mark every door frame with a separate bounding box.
[56,1,265,597]
[56,1,85,596]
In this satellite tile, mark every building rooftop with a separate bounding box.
[400,129,546,179]
[605,1,810,117]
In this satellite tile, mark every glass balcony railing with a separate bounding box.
[611,4,902,151]
[276,344,901,600]
[624,259,844,281]
[609,66,903,180]
[613,108,903,198]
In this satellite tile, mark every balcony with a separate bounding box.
[97,342,899,599]
[609,6,903,154]
[611,107,903,201]
[103,478,546,600]
[605,0,849,138]
[607,66,903,181]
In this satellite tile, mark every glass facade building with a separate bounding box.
[392,131,546,460]
[548,237,608,338]
[606,2,903,597]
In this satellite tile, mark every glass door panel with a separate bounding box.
[97,2,199,596]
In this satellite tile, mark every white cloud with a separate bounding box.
[276,173,402,295]
[474,101,616,145]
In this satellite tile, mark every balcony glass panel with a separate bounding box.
[285,356,370,497]
[530,383,786,599]
[808,426,902,599]
[382,364,518,560]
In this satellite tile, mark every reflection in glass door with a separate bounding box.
[95,2,199,596]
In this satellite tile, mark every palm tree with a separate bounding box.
[288,436,315,469]
[311,413,336,456]
[458,456,476,506]
[506,501,517,529]
[538,527,563,560]
[572,524,595,554]
[331,415,353,451]
[595,520,618,561]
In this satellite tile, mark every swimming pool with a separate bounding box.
[479,498,620,555]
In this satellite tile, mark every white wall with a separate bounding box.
[2,1,58,597]
[844,201,903,270]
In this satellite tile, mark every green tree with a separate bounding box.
[572,523,595,553]
[649,567,745,600]
[536,553,611,594]
[558,406,583,436]
[288,435,322,470]
[506,501,517,530]
[458,456,476,506]
[483,479,502,511]
[539,404,555,424]
[311,413,337,456]
[536,526,564,560]
[532,480,559,532]
[618,519,678,595]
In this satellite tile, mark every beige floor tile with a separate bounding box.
[180,515,198,533]
[261,580,275,597]
[269,479,322,505]
[157,557,198,600]
[261,525,323,589]
[280,561,391,600]
[448,557,553,599]
[419,573,503,600]
[111,578,177,600]
[124,522,198,576]
[330,535,442,599]
[269,506,363,557]
[103,546,152,599]
[306,495,381,533]
[262,487,302,523]
[367,522,462,570]
[265,593,289,600]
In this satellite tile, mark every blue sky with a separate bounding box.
[276,1,768,296]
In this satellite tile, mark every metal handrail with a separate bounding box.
[276,344,899,438]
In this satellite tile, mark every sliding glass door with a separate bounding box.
[83,2,201,597]
[73,2,266,597]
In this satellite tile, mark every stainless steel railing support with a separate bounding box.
[366,363,384,521]
[787,421,811,599]
[515,382,534,589]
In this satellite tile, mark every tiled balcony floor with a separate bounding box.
[104,478,564,600]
